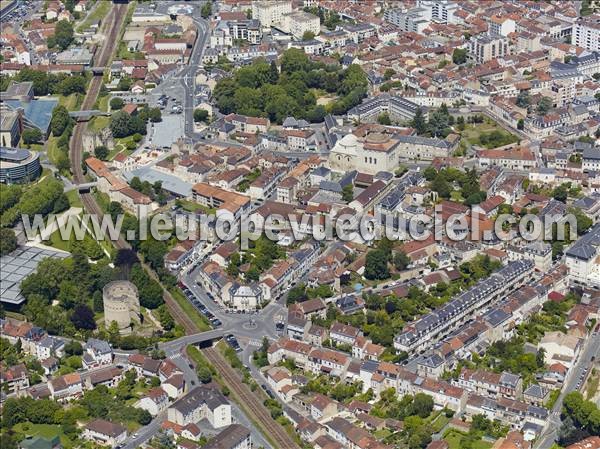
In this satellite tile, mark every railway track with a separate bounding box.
[202,347,301,449]
[67,3,198,335]
[70,3,125,186]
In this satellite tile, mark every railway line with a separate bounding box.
[202,347,302,449]
[67,3,197,334]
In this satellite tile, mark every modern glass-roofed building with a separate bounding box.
[2,98,58,136]
[0,147,42,184]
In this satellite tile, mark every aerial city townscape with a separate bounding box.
[1,0,600,449]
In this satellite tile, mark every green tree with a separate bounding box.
[54,20,74,50]
[302,30,315,41]
[411,107,427,135]
[22,128,42,144]
[364,249,390,280]
[537,96,553,115]
[201,1,212,18]
[110,97,124,110]
[516,91,530,108]
[410,393,434,418]
[147,107,162,123]
[51,105,71,136]
[568,207,593,235]
[377,112,391,125]
[0,228,17,255]
[342,184,354,202]
[452,48,467,65]
[117,77,132,91]
[393,251,410,271]
[94,145,109,160]
[193,108,209,123]
[197,366,212,383]
[517,118,524,130]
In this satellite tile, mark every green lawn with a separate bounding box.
[47,227,72,252]
[12,423,74,448]
[76,0,111,32]
[93,191,111,212]
[169,288,211,332]
[66,189,83,208]
[460,118,519,149]
[103,135,138,160]
[88,115,110,133]
[443,430,492,449]
[429,413,451,433]
[56,93,83,111]
[177,199,216,215]
[46,135,61,166]
[96,95,109,112]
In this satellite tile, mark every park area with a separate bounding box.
[459,116,519,149]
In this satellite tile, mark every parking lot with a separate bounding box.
[179,283,222,328]
[1,0,36,24]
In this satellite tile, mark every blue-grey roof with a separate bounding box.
[86,338,112,354]
[320,180,342,193]
[0,147,31,162]
[3,98,58,132]
[360,360,379,373]
[566,222,600,261]
[583,148,600,161]
[312,166,330,177]
[123,166,192,197]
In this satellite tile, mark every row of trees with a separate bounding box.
[364,238,411,281]
[18,246,176,346]
[110,105,161,138]
[0,373,154,447]
[213,49,368,123]
[50,104,76,172]
[0,178,68,228]
[47,20,74,51]
[559,392,600,445]
[423,166,486,205]
[411,104,455,138]
[10,67,87,96]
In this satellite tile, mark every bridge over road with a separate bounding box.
[160,329,225,354]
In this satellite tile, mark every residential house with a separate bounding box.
[83,419,127,448]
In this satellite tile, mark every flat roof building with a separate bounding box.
[0,147,41,184]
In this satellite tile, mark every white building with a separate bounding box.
[488,17,516,37]
[572,15,600,52]
[583,148,600,172]
[282,10,320,40]
[167,386,232,428]
[251,0,292,29]
[384,8,430,34]
[417,0,458,24]
[565,223,600,289]
[84,338,113,367]
[507,242,552,272]
[136,387,170,416]
[83,419,127,448]
[538,331,581,368]
[468,33,509,63]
